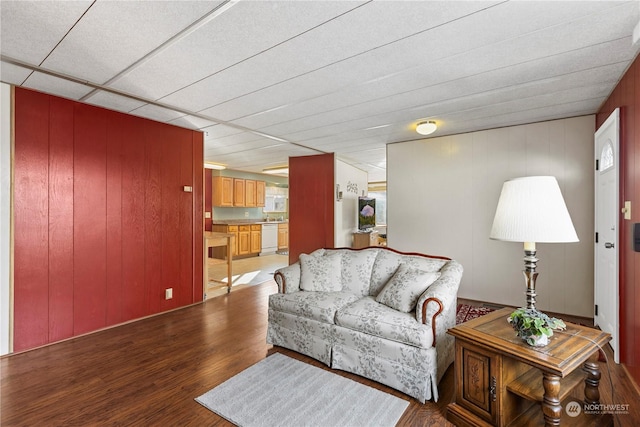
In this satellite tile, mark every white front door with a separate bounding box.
[594,108,620,363]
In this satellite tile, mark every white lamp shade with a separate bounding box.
[490,176,578,243]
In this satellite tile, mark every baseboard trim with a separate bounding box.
[622,363,640,397]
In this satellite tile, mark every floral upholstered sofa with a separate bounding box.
[266,247,463,403]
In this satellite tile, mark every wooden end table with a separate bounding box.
[446,307,612,426]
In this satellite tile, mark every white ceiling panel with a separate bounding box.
[85,90,147,114]
[168,115,218,131]
[129,104,184,123]
[2,1,639,181]
[23,71,93,100]
[40,1,220,84]
[200,0,624,124]
[160,1,499,111]
[109,1,366,100]
[0,1,92,64]
[229,14,636,133]
[206,139,285,157]
[0,62,31,85]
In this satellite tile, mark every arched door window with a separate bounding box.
[600,140,614,172]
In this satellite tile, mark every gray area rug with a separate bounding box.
[195,353,409,427]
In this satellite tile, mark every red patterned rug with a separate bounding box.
[456,304,496,324]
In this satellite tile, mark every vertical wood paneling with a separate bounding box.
[289,153,334,264]
[73,103,107,335]
[13,88,202,351]
[179,131,195,305]
[13,88,50,351]
[191,132,204,303]
[144,121,163,314]
[48,96,74,342]
[597,53,640,383]
[105,111,123,325]
[120,114,146,321]
[160,125,181,310]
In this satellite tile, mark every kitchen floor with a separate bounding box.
[205,253,288,300]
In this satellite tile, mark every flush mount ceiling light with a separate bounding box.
[416,121,437,136]
[263,166,289,175]
[204,162,226,170]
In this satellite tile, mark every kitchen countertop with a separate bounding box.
[211,219,288,225]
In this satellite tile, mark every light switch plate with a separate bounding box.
[624,201,632,220]
[205,212,211,219]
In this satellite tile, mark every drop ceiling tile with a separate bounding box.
[0,62,31,85]
[84,90,146,113]
[234,21,635,135]
[206,139,285,156]
[41,1,220,85]
[168,115,218,130]
[22,71,93,100]
[128,104,184,123]
[0,1,92,64]
[206,134,271,153]
[203,0,625,125]
[202,124,245,140]
[161,1,498,111]
[111,1,366,100]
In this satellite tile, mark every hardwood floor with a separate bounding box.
[1,282,638,426]
[205,253,288,299]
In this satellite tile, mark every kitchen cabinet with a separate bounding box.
[212,224,238,257]
[238,225,250,255]
[233,179,245,207]
[278,223,289,250]
[250,224,261,253]
[211,223,262,258]
[212,176,234,207]
[212,177,268,208]
[245,180,256,207]
[256,180,265,207]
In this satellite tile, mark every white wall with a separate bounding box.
[388,116,595,317]
[1,83,11,354]
[334,159,368,248]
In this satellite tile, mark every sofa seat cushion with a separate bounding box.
[335,297,434,349]
[269,291,360,324]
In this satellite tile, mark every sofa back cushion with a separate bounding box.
[299,252,343,292]
[375,264,441,312]
[325,248,378,296]
[369,250,448,296]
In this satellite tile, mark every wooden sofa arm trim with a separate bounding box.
[421,297,444,346]
[274,271,286,294]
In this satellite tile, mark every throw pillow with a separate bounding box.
[375,264,441,312]
[299,252,343,292]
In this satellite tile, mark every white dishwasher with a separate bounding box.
[260,223,278,255]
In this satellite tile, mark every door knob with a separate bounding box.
[605,242,615,249]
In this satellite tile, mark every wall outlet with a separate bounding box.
[245,211,249,217]
[165,288,173,300]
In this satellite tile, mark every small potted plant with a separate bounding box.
[507,307,566,347]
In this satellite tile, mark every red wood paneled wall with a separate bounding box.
[13,88,204,351]
[288,153,335,263]
[596,55,640,385]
